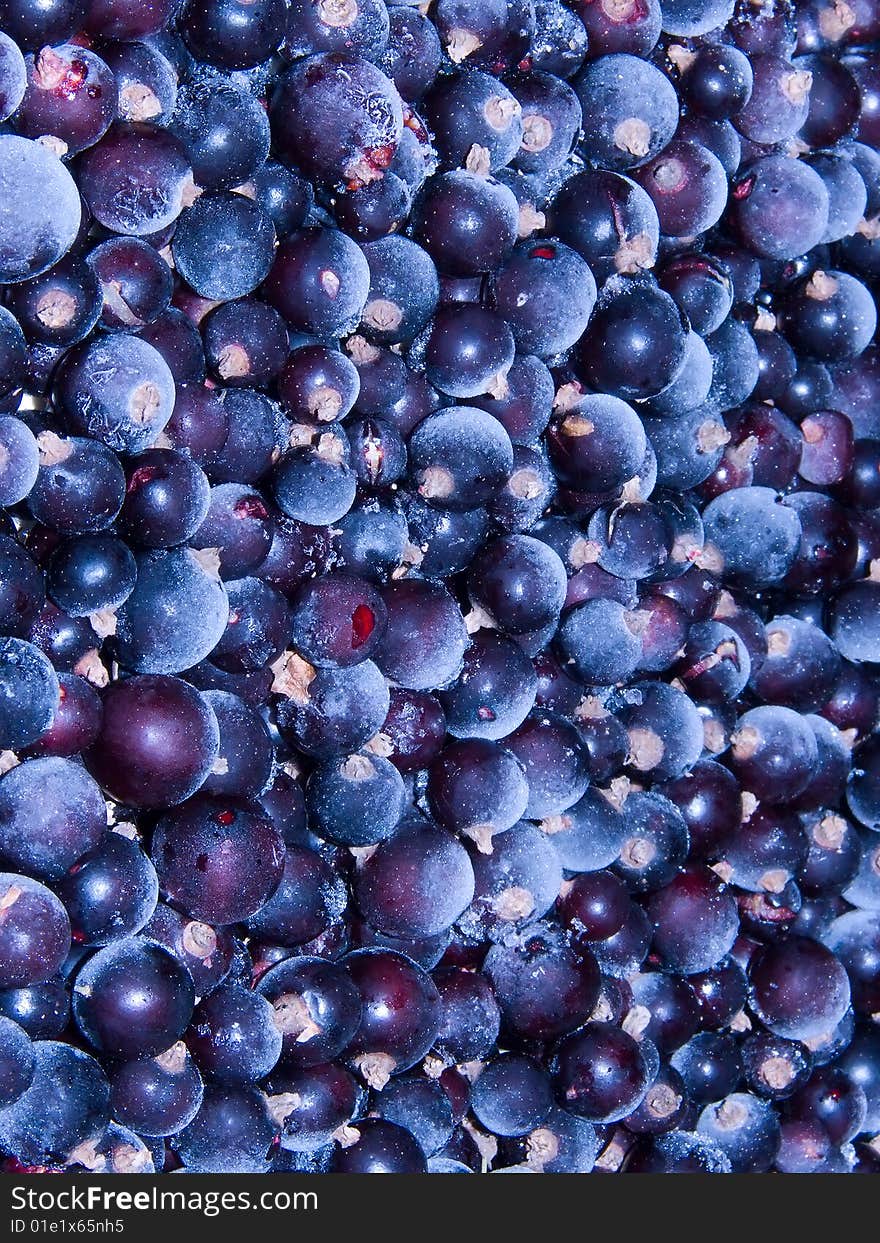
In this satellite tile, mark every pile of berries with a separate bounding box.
[0,0,878,1176]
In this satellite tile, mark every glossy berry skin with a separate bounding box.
[471,1053,553,1138]
[0,537,44,641]
[46,534,136,618]
[432,968,501,1065]
[400,496,489,581]
[194,485,274,582]
[0,873,71,988]
[633,141,729,238]
[680,43,754,118]
[267,1061,362,1155]
[609,785,691,894]
[686,957,749,1031]
[424,71,523,172]
[0,1016,34,1108]
[671,1032,742,1106]
[359,236,439,348]
[0,977,70,1040]
[558,871,630,943]
[659,760,741,861]
[748,936,851,1042]
[85,675,220,809]
[76,123,193,239]
[740,1033,811,1102]
[786,1066,867,1147]
[0,1041,110,1168]
[332,1119,426,1174]
[492,241,597,358]
[427,739,528,851]
[573,54,679,171]
[57,833,159,948]
[151,796,285,926]
[262,227,370,338]
[505,710,590,819]
[410,405,514,510]
[289,573,386,670]
[110,1044,204,1138]
[646,865,740,975]
[483,925,600,1041]
[548,168,659,287]
[344,949,441,1086]
[552,1023,652,1123]
[576,276,688,402]
[245,841,345,947]
[180,0,288,67]
[256,956,363,1069]
[72,938,195,1059]
[749,616,841,713]
[0,757,106,882]
[438,631,537,742]
[174,1085,274,1173]
[411,170,518,278]
[782,492,858,597]
[272,54,403,189]
[356,821,474,940]
[201,299,287,390]
[730,155,829,260]
[15,44,116,157]
[279,346,360,423]
[119,450,210,550]
[422,305,515,400]
[186,983,282,1086]
[782,270,876,363]
[373,579,468,692]
[729,706,819,804]
[88,237,173,333]
[467,535,567,636]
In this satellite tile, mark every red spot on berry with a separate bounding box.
[66,59,88,91]
[233,496,269,521]
[215,810,235,826]
[127,464,161,492]
[351,604,375,648]
[366,144,395,171]
[403,108,429,142]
